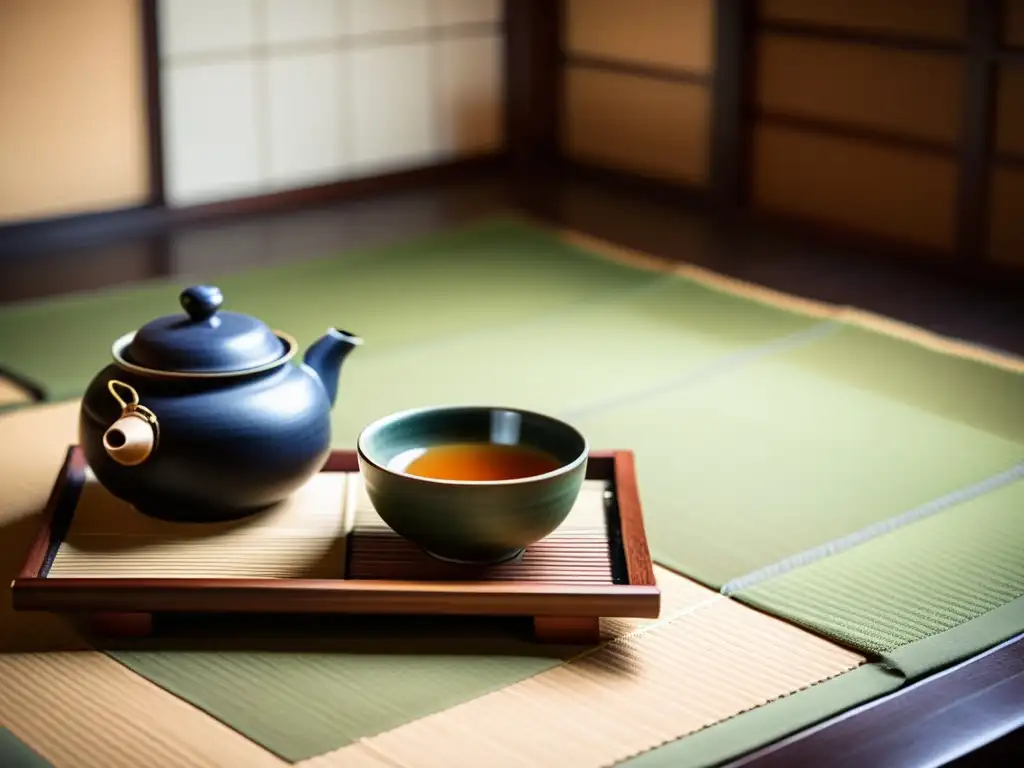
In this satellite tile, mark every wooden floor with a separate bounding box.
[1,168,1022,361]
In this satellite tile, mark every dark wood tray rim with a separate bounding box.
[11,447,659,619]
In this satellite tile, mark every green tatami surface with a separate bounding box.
[110,617,578,762]
[0,220,673,402]
[0,728,52,768]
[736,479,1024,659]
[573,323,1023,590]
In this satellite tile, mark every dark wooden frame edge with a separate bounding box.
[728,631,1024,767]
[140,0,165,207]
[956,0,1001,263]
[711,0,751,215]
[503,0,563,173]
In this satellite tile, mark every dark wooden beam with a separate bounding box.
[756,111,959,159]
[140,0,165,207]
[994,151,1024,169]
[503,0,563,172]
[956,0,1001,263]
[996,47,1024,65]
[710,0,752,215]
[757,19,965,55]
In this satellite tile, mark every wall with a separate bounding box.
[561,0,714,187]
[158,0,505,206]
[0,0,151,224]
[750,0,967,255]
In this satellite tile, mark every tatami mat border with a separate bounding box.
[541,221,1024,375]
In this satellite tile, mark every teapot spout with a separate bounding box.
[302,328,363,407]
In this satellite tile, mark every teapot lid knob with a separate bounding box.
[180,286,223,322]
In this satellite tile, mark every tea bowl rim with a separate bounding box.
[355,404,589,487]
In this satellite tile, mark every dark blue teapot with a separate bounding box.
[79,285,362,521]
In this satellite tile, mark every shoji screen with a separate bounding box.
[158,0,505,206]
[991,0,1024,267]
[562,0,714,187]
[750,0,967,254]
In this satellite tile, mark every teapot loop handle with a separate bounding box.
[105,380,160,465]
[108,379,140,411]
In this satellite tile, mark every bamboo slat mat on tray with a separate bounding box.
[48,470,353,580]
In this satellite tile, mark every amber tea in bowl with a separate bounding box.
[401,442,563,481]
[356,406,589,563]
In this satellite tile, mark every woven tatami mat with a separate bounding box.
[572,324,1023,589]
[300,592,864,768]
[1,222,1021,766]
[0,410,864,768]
[107,566,704,763]
[737,477,1024,659]
[0,401,283,767]
[0,652,288,768]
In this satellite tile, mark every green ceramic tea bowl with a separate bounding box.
[356,405,589,564]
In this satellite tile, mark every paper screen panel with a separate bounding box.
[565,0,713,74]
[995,67,1024,157]
[564,67,710,185]
[989,166,1024,267]
[435,0,502,27]
[752,123,957,251]
[755,35,963,145]
[758,0,966,42]
[1007,0,1024,47]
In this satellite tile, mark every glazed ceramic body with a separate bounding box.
[78,285,361,521]
[357,406,589,563]
[80,363,332,521]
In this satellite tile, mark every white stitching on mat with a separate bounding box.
[600,594,726,647]
[720,461,1024,595]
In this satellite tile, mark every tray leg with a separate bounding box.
[533,616,600,645]
[86,612,154,638]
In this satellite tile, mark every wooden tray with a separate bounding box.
[12,447,660,644]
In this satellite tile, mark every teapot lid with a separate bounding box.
[118,286,289,375]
